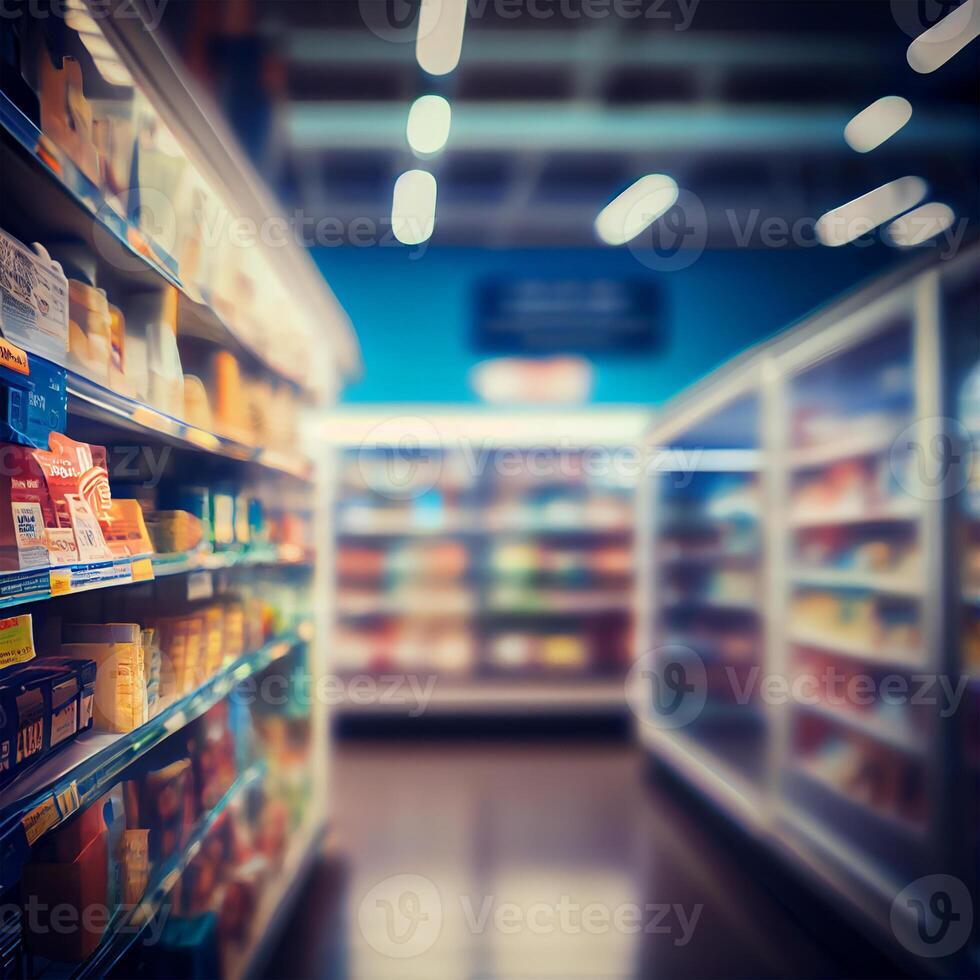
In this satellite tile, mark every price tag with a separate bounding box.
[21,779,80,846]
[131,557,154,582]
[49,568,72,596]
[0,615,36,669]
[56,781,80,818]
[22,797,59,845]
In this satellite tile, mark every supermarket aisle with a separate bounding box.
[266,742,903,980]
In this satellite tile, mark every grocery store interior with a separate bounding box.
[0,0,977,978]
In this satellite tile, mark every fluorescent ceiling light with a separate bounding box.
[886,202,956,247]
[416,0,467,76]
[392,169,437,245]
[907,0,980,72]
[595,174,679,246]
[407,95,452,156]
[816,176,928,247]
[844,96,912,152]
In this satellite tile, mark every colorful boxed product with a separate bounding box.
[66,278,111,384]
[0,658,89,790]
[21,803,109,962]
[0,342,67,449]
[60,623,148,734]
[43,656,97,733]
[0,228,69,364]
[101,498,154,558]
[132,758,193,863]
[144,509,205,555]
[37,52,101,186]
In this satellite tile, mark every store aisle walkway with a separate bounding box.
[266,742,904,980]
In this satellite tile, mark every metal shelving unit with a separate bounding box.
[635,245,979,978]
[0,0,359,975]
[327,410,647,715]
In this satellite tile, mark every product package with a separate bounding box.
[101,498,155,558]
[33,433,116,563]
[37,52,100,186]
[0,344,68,449]
[130,758,193,863]
[0,229,69,364]
[144,509,205,555]
[0,449,55,570]
[60,622,148,734]
[66,278,111,384]
[0,657,90,790]
[21,791,114,962]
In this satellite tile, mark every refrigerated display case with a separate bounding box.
[0,1,358,975]
[636,245,979,977]
[328,411,646,715]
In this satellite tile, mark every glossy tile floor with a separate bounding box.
[266,740,905,980]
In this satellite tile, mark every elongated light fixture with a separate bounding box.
[392,170,437,245]
[407,95,452,156]
[417,0,467,76]
[907,0,980,72]
[887,202,956,247]
[816,176,928,246]
[844,96,912,152]
[595,174,679,246]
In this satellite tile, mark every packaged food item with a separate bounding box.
[0,345,67,449]
[59,623,148,733]
[133,758,193,862]
[144,509,205,554]
[0,447,57,570]
[43,656,97,733]
[0,657,89,789]
[211,351,246,440]
[121,828,150,905]
[67,279,111,384]
[21,807,109,961]
[182,374,212,430]
[108,301,126,390]
[37,53,100,185]
[0,229,69,363]
[32,433,114,563]
[102,498,154,558]
[90,98,136,209]
[126,289,183,417]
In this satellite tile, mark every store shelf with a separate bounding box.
[637,725,767,833]
[787,626,925,669]
[0,629,306,890]
[791,765,926,843]
[788,424,902,470]
[76,764,266,979]
[223,816,326,980]
[788,500,921,528]
[487,591,630,614]
[0,91,312,395]
[337,678,626,715]
[662,594,759,614]
[68,372,312,481]
[795,701,924,756]
[0,547,308,613]
[789,567,922,597]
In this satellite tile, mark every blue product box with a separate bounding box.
[0,348,67,447]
